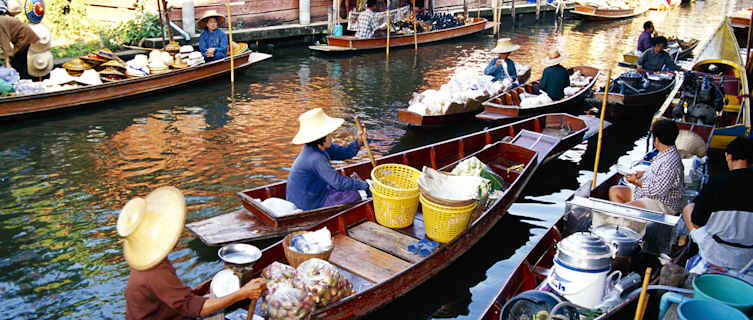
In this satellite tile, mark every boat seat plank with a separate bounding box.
[185,209,314,246]
[329,234,411,283]
[348,221,422,264]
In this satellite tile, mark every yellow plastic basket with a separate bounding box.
[370,164,421,198]
[371,186,419,229]
[419,194,477,243]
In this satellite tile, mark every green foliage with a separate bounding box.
[102,11,163,47]
[43,0,92,39]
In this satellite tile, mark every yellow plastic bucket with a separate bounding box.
[371,164,421,198]
[419,194,476,243]
[371,186,419,228]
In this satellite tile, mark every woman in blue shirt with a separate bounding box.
[197,10,228,62]
[286,108,371,210]
[484,38,520,85]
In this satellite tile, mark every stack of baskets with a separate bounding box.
[370,164,421,229]
[418,174,478,243]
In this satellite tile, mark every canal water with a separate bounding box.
[0,1,747,318]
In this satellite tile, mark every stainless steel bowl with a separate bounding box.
[218,243,261,284]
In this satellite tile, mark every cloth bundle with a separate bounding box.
[569,70,593,87]
[407,71,505,116]
[417,166,486,202]
[261,197,302,218]
[519,92,553,108]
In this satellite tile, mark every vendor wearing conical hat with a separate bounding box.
[197,10,228,62]
[286,108,371,210]
[539,48,570,101]
[120,187,266,320]
[484,38,521,86]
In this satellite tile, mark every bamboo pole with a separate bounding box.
[634,267,653,320]
[156,0,166,45]
[245,299,258,320]
[591,69,612,190]
[477,0,480,18]
[386,0,391,59]
[162,0,174,42]
[412,0,418,51]
[225,0,235,98]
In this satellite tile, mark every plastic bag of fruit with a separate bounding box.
[260,283,315,320]
[294,258,355,307]
[261,262,298,291]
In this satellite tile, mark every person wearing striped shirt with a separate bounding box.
[355,0,387,39]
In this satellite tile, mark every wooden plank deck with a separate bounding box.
[185,209,316,245]
[329,234,412,283]
[348,221,422,264]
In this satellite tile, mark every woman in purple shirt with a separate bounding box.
[637,21,655,53]
[286,108,371,210]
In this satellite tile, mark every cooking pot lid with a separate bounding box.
[593,224,642,245]
[556,232,612,270]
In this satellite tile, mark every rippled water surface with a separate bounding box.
[0,1,748,318]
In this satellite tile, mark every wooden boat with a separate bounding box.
[476,66,600,122]
[0,52,272,118]
[186,113,592,245]
[308,18,491,53]
[479,121,714,320]
[593,72,677,121]
[196,140,541,319]
[621,38,699,66]
[571,4,649,20]
[729,8,751,49]
[652,18,750,150]
[396,67,532,127]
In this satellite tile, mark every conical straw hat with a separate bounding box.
[117,186,186,271]
[197,10,226,29]
[542,49,568,67]
[292,108,345,144]
[75,69,102,86]
[27,50,53,77]
[490,38,520,54]
[229,41,248,56]
[62,58,92,71]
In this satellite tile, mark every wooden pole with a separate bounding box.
[412,0,418,51]
[354,116,377,168]
[162,0,174,42]
[225,0,235,98]
[591,69,612,190]
[156,0,166,45]
[386,0,391,59]
[633,267,653,320]
[245,299,258,320]
[477,0,480,18]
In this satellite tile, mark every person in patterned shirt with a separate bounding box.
[609,120,685,214]
[355,0,387,39]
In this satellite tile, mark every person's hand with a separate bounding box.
[355,125,367,146]
[4,59,9,68]
[625,171,644,185]
[207,48,215,57]
[239,278,266,299]
[636,65,646,73]
[496,59,502,66]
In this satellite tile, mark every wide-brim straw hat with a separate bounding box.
[229,41,248,56]
[171,58,189,69]
[130,54,148,67]
[490,38,520,54]
[95,48,120,61]
[81,52,107,64]
[179,45,194,54]
[100,67,126,82]
[100,59,126,71]
[76,69,103,86]
[28,23,51,52]
[542,49,568,67]
[7,0,22,16]
[48,67,77,85]
[27,50,53,77]
[117,186,186,271]
[197,10,226,29]
[292,108,345,144]
[62,58,92,71]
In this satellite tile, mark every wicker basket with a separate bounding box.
[282,231,334,268]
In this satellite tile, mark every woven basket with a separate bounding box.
[282,231,334,268]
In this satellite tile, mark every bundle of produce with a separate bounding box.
[417,166,486,203]
[295,258,354,307]
[569,70,592,87]
[416,12,464,30]
[261,284,316,320]
[407,71,505,116]
[261,262,298,291]
[519,92,553,107]
[259,197,302,218]
[450,156,506,203]
[290,227,332,254]
[563,86,581,96]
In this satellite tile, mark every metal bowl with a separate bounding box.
[218,243,261,284]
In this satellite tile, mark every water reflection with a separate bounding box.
[0,0,747,318]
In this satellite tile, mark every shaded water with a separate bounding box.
[0,1,747,318]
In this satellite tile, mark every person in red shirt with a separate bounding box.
[117,186,266,319]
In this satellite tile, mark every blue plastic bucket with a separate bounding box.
[693,274,753,314]
[333,24,343,36]
[677,299,747,320]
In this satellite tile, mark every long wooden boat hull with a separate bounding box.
[729,8,751,49]
[594,77,677,121]
[397,68,532,127]
[196,140,542,319]
[309,18,491,52]
[477,66,601,122]
[186,113,591,245]
[0,52,272,118]
[571,4,649,20]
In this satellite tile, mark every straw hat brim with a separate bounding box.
[27,51,53,77]
[230,42,249,56]
[542,53,568,67]
[63,59,92,71]
[197,11,226,29]
[119,186,186,271]
[292,108,345,144]
[491,44,520,54]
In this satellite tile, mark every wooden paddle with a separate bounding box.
[634,267,652,320]
[245,299,257,320]
[354,116,377,168]
[591,69,612,190]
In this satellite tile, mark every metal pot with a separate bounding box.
[555,232,612,271]
[593,224,643,258]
